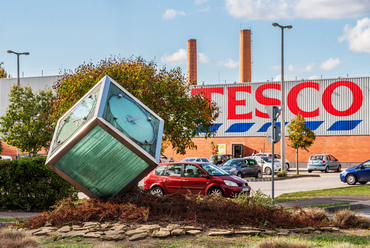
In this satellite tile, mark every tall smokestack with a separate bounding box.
[239,29,252,83]
[187,39,197,85]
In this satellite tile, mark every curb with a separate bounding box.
[246,174,321,182]
[324,204,369,213]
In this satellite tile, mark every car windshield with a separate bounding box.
[310,155,323,160]
[262,157,272,162]
[223,159,243,167]
[200,163,229,176]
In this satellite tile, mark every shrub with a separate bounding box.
[332,208,370,229]
[18,188,330,230]
[276,170,288,177]
[0,157,78,211]
[291,207,329,222]
[232,189,274,208]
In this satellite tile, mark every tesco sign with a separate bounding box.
[190,78,366,136]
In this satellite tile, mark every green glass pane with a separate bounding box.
[102,83,160,157]
[55,126,149,199]
[57,95,97,143]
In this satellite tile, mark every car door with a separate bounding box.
[331,155,339,169]
[182,164,209,195]
[357,161,370,181]
[162,164,183,194]
[247,159,259,177]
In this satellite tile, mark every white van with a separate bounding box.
[0,155,13,161]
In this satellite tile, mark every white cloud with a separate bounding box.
[161,49,187,65]
[225,0,370,20]
[339,17,370,53]
[217,59,239,68]
[320,58,341,71]
[288,63,315,73]
[162,9,186,20]
[273,75,281,81]
[225,0,292,20]
[198,53,210,63]
[195,0,207,4]
[308,75,320,80]
[295,0,370,19]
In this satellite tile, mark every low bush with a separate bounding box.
[332,208,370,229]
[0,157,78,211]
[232,189,274,208]
[18,187,331,230]
[276,170,288,177]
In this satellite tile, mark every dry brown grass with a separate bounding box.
[333,208,370,229]
[0,229,38,248]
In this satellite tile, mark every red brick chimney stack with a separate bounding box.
[187,39,197,85]
[239,29,252,83]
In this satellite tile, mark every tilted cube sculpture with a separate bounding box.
[46,75,164,200]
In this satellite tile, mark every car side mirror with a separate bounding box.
[201,174,209,178]
[360,165,365,170]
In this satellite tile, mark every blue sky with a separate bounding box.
[1,0,370,84]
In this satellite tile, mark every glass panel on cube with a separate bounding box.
[46,75,164,199]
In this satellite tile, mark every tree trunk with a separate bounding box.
[296,147,299,175]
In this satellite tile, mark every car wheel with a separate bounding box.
[346,174,357,185]
[337,165,341,172]
[265,167,272,175]
[308,170,312,173]
[237,172,242,178]
[150,186,164,196]
[256,171,262,178]
[325,166,329,173]
[207,187,223,196]
[359,181,367,185]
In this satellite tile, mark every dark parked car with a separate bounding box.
[340,160,370,185]
[181,157,210,163]
[143,162,251,197]
[209,154,234,165]
[220,158,262,178]
[307,154,341,173]
[160,154,174,163]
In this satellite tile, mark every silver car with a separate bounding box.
[307,154,341,173]
[246,156,281,175]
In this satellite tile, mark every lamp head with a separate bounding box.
[272,23,279,27]
[286,25,293,29]
[24,52,30,55]
[7,50,14,54]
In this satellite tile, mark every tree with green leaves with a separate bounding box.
[0,62,7,78]
[0,86,56,156]
[287,114,316,174]
[52,56,220,155]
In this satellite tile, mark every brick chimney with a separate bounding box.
[239,29,252,83]
[187,39,197,85]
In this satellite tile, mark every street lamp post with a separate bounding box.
[7,50,30,87]
[7,50,30,159]
[272,23,292,172]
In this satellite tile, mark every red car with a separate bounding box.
[143,162,251,197]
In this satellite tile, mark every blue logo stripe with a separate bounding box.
[327,120,362,131]
[257,123,271,132]
[305,121,324,131]
[225,123,255,133]
[198,123,222,133]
